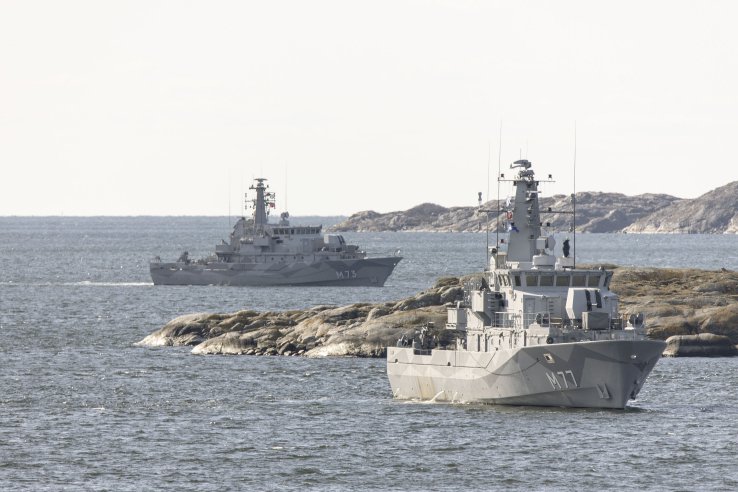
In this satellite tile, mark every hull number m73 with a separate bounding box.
[336,270,357,279]
[546,370,578,390]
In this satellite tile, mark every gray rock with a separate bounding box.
[625,182,738,233]
[139,268,738,357]
[663,333,738,357]
[192,332,252,355]
[277,342,296,355]
[330,182,738,234]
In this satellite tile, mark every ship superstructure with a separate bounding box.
[387,160,664,408]
[151,178,401,286]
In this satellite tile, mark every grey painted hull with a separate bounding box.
[387,340,666,409]
[150,256,401,286]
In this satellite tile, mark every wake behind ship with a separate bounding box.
[387,159,665,409]
[150,178,401,286]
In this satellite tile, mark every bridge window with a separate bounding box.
[540,275,554,287]
[526,274,538,287]
[513,275,521,287]
[556,275,569,287]
[587,275,601,287]
[572,275,586,287]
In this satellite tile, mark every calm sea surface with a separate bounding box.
[1,217,738,491]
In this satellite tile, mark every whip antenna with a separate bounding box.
[573,121,577,268]
[485,140,491,267]
[495,121,502,269]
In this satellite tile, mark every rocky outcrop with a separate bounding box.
[138,267,738,357]
[331,183,738,234]
[624,182,738,234]
[331,193,680,233]
[609,267,738,343]
[332,202,490,233]
[541,192,679,233]
[662,333,738,357]
[136,277,463,357]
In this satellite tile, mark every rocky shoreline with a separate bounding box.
[663,333,738,357]
[137,266,738,357]
[330,182,738,234]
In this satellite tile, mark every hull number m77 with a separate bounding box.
[546,370,578,390]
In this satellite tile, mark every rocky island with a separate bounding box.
[137,266,738,357]
[331,182,738,234]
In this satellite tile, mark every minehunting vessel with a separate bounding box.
[150,178,401,286]
[387,159,664,408]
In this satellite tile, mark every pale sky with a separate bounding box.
[1,0,736,216]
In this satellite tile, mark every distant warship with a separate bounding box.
[150,178,401,286]
[387,159,665,409]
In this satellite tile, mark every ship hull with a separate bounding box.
[387,340,666,409]
[150,256,401,287]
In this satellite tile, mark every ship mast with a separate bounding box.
[496,160,569,269]
[504,159,541,263]
[249,178,276,234]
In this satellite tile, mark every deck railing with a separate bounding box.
[493,311,639,331]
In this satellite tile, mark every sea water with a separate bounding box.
[1,217,737,491]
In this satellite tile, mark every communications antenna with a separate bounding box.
[495,122,502,268]
[485,140,490,264]
[573,122,577,268]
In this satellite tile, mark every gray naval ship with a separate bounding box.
[150,178,401,286]
[387,159,665,409]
